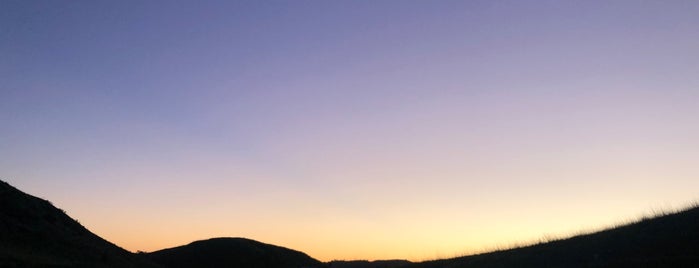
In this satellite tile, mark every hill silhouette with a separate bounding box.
[0,179,323,268]
[2,179,698,267]
[146,237,322,268]
[406,205,699,268]
[0,180,158,267]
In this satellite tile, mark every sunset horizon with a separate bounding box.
[2,0,698,264]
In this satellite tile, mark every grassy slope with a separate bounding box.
[0,180,159,268]
[406,205,699,268]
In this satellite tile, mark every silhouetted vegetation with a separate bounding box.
[404,205,699,268]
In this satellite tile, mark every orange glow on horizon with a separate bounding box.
[75,193,696,262]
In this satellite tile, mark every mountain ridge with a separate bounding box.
[1,179,697,267]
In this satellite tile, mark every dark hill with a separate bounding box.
[407,205,699,268]
[0,180,159,267]
[146,237,323,268]
[3,178,698,268]
[328,260,412,268]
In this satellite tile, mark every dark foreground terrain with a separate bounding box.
[1,179,697,267]
[406,206,699,268]
[0,180,158,267]
[0,180,321,268]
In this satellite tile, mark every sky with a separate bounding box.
[1,0,699,262]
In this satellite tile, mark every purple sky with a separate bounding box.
[2,0,699,261]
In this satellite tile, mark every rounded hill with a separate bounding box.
[146,237,322,268]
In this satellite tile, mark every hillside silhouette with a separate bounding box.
[0,180,158,267]
[146,237,322,268]
[406,205,699,268]
[1,179,698,267]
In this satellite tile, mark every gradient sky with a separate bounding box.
[2,0,699,261]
